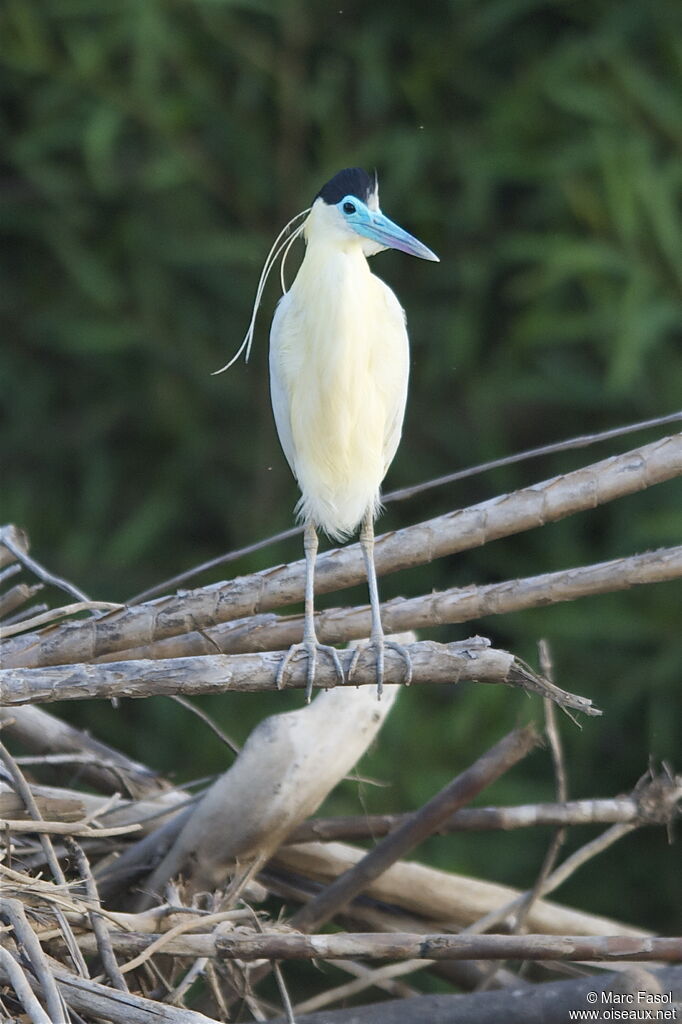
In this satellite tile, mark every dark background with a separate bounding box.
[2,0,681,934]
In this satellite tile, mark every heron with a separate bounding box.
[216,167,438,700]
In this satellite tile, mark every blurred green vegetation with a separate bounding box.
[2,0,681,936]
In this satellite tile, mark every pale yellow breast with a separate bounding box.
[270,242,409,536]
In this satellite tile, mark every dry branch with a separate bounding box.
[270,841,650,937]
[287,771,682,842]
[282,967,682,1024]
[0,582,43,621]
[77,930,681,963]
[3,432,680,669]
[0,638,600,717]
[66,929,682,963]
[0,600,122,639]
[101,544,682,661]
[289,726,539,934]
[0,957,222,1024]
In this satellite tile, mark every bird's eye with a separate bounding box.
[342,201,356,215]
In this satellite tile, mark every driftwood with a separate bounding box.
[140,673,401,900]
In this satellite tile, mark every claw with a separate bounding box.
[277,640,345,702]
[348,637,413,697]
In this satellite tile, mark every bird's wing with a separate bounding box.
[269,295,298,480]
[377,282,410,477]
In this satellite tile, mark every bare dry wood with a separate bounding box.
[0,897,65,1022]
[100,544,682,661]
[0,582,43,620]
[3,432,680,669]
[126,410,682,604]
[0,816,141,837]
[0,600,122,639]
[0,957,222,1024]
[287,771,682,842]
[270,841,651,937]
[276,966,682,1024]
[74,929,682,962]
[0,946,53,1024]
[0,525,29,569]
[0,638,600,717]
[140,678,400,900]
[290,726,539,934]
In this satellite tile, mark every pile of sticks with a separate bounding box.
[1,429,681,1023]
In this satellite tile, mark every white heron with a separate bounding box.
[216,167,438,699]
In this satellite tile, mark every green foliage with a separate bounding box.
[2,0,681,933]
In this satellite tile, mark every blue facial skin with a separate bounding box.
[336,195,439,262]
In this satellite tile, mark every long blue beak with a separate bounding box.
[352,208,439,262]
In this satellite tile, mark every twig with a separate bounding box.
[4,432,681,669]
[0,561,23,585]
[0,601,123,639]
[289,726,539,934]
[119,911,249,975]
[0,524,93,606]
[514,643,569,932]
[0,582,44,621]
[0,738,67,886]
[64,839,130,993]
[1,602,50,626]
[0,945,53,1024]
[0,639,600,717]
[477,643,568,989]
[126,409,682,602]
[1,817,141,836]
[464,823,638,936]
[0,897,65,1023]
[166,695,240,755]
[285,785,682,843]
[293,959,426,1016]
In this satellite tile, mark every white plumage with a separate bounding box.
[270,199,409,539]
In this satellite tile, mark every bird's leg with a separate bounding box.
[348,511,413,697]
[276,520,344,701]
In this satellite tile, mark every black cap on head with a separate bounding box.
[316,167,377,206]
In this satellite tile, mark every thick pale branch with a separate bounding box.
[140,682,400,900]
[0,639,599,716]
[3,433,680,669]
[270,841,650,937]
[100,544,682,661]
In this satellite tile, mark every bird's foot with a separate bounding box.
[347,636,413,698]
[276,639,345,702]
